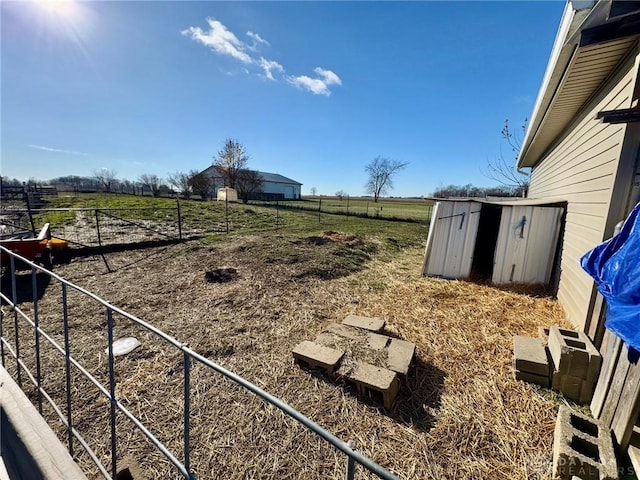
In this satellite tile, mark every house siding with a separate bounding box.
[528,53,637,329]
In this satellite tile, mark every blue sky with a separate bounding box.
[1,1,565,197]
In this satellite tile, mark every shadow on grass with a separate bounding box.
[0,269,52,304]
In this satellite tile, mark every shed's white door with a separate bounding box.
[492,205,564,284]
[422,201,482,278]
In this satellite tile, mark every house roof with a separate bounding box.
[517,0,640,168]
[201,166,302,185]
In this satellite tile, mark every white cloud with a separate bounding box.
[184,18,343,95]
[287,75,331,96]
[247,31,270,47]
[287,67,342,96]
[313,67,342,86]
[28,144,89,156]
[182,18,252,64]
[258,57,284,80]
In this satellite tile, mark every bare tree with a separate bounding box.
[92,168,118,192]
[364,156,408,202]
[211,139,264,201]
[335,190,347,200]
[213,138,249,189]
[188,170,214,200]
[167,171,192,198]
[138,174,163,197]
[484,119,530,196]
[235,169,264,203]
[310,187,317,196]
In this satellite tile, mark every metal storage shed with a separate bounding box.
[422,198,565,285]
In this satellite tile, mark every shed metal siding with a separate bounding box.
[422,201,481,278]
[527,54,636,328]
[492,206,564,284]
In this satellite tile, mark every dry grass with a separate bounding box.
[1,231,573,479]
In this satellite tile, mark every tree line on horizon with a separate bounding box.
[3,121,529,201]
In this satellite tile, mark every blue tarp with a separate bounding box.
[581,202,640,350]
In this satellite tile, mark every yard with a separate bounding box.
[2,196,570,479]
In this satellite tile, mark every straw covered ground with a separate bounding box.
[2,228,572,479]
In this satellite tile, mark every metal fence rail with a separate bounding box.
[0,245,399,480]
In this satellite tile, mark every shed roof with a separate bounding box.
[517,0,640,168]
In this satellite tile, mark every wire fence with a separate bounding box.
[0,246,399,479]
[1,197,434,256]
[252,199,434,223]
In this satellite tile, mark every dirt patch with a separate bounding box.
[2,232,570,479]
[205,267,239,283]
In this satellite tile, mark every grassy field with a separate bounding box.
[32,193,430,248]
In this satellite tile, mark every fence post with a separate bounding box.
[346,196,349,218]
[32,267,43,414]
[318,198,322,223]
[10,256,21,387]
[62,283,74,456]
[366,201,369,218]
[107,308,118,479]
[25,190,36,235]
[225,195,229,234]
[275,200,279,231]
[183,349,192,478]
[177,197,183,241]
[345,440,356,480]
[95,209,103,248]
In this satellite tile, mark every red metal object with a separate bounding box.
[0,223,52,266]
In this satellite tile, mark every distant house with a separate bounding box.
[201,166,302,200]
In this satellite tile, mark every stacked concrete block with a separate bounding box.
[548,326,601,404]
[292,341,344,377]
[513,335,550,388]
[552,405,617,480]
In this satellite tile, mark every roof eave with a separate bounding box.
[517,0,601,169]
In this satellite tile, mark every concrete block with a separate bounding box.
[514,369,550,388]
[549,326,590,378]
[366,332,390,350]
[560,375,583,403]
[386,338,415,376]
[580,381,595,406]
[552,405,617,480]
[342,315,385,332]
[292,341,344,376]
[325,322,362,340]
[513,335,549,376]
[548,326,603,382]
[339,361,399,409]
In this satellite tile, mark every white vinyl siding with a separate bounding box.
[528,56,636,329]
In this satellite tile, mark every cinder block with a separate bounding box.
[548,326,601,382]
[549,326,590,378]
[514,369,550,388]
[366,332,390,351]
[342,315,385,332]
[513,336,549,376]
[552,405,617,480]
[580,381,595,405]
[338,361,398,409]
[386,338,415,376]
[560,374,583,403]
[292,341,344,376]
